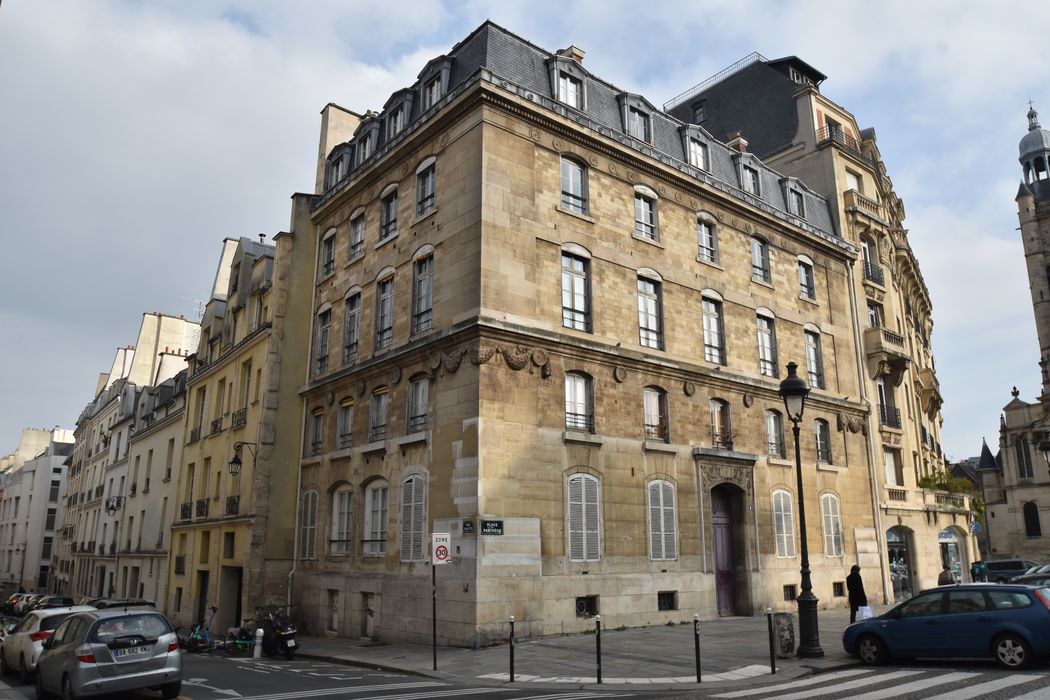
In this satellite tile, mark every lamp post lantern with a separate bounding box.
[779,361,823,658]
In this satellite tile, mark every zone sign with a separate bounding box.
[432,533,451,565]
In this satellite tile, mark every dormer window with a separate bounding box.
[791,190,805,217]
[558,72,582,109]
[359,132,374,162]
[547,54,588,112]
[742,166,759,195]
[327,154,349,189]
[388,106,405,139]
[781,177,807,218]
[423,76,441,109]
[627,107,650,142]
[688,139,709,171]
[788,66,812,85]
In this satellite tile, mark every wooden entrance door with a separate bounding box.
[712,486,735,615]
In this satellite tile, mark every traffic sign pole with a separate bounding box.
[431,533,451,671]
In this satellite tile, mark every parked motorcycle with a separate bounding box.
[260,609,299,660]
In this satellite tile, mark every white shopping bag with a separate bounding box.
[858,605,875,620]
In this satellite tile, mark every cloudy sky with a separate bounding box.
[1,0,1045,462]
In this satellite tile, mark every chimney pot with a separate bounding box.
[557,45,585,64]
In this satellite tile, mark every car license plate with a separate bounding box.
[285,639,295,647]
[115,646,150,657]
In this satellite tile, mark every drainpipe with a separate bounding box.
[847,262,891,605]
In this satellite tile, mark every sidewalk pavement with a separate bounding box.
[296,606,865,692]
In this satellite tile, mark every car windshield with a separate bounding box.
[91,614,171,642]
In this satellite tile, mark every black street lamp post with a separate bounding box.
[779,361,823,658]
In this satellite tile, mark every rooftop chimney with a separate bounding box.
[557,45,585,64]
[726,131,749,153]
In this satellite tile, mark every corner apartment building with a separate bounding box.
[294,22,884,646]
[666,54,973,599]
[55,312,199,597]
[170,220,313,634]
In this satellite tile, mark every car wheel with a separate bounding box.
[18,654,28,684]
[993,633,1032,669]
[161,680,181,699]
[35,669,50,699]
[856,634,888,665]
[61,676,78,700]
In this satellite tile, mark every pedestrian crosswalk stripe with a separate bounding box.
[847,672,977,700]
[712,668,873,697]
[729,669,924,700]
[1003,685,1050,700]
[922,674,1040,700]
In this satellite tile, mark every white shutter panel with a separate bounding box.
[661,482,676,560]
[568,476,584,560]
[400,479,414,561]
[583,476,600,560]
[411,477,425,561]
[648,481,662,559]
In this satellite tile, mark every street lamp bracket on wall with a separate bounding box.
[229,441,257,476]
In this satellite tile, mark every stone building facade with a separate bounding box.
[294,22,886,646]
[990,108,1050,560]
[170,204,315,633]
[667,54,974,600]
[56,312,199,598]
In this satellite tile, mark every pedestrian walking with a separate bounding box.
[847,564,867,624]
[938,564,955,585]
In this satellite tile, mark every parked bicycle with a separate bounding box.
[179,605,220,653]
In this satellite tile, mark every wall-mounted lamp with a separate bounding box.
[229,442,257,476]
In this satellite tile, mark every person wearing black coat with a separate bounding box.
[847,564,867,623]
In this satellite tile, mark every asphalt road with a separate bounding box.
[0,651,649,699]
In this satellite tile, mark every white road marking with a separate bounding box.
[233,681,444,700]
[923,674,1042,700]
[726,669,924,700]
[712,668,874,697]
[847,672,978,700]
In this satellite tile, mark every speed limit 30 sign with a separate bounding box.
[432,533,451,565]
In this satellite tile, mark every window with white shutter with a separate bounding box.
[648,480,677,560]
[821,493,843,557]
[400,475,426,561]
[331,487,352,555]
[568,473,600,561]
[773,490,795,558]
[300,490,318,560]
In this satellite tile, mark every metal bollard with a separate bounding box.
[595,615,602,684]
[254,627,264,660]
[766,608,776,675]
[693,613,701,683]
[509,615,515,682]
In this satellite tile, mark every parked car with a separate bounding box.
[35,608,181,699]
[1014,563,1050,581]
[843,583,1050,669]
[4,594,27,616]
[1011,573,1050,587]
[84,598,155,610]
[30,597,77,611]
[0,606,95,683]
[985,558,1039,583]
[16,595,43,615]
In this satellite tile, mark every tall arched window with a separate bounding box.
[568,473,600,561]
[773,490,795,557]
[821,493,843,556]
[400,475,427,561]
[1024,501,1042,537]
[300,490,318,560]
[364,479,389,556]
[648,480,677,560]
[331,485,353,555]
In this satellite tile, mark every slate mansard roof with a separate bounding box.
[316,21,839,245]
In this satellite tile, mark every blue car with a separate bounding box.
[842,583,1050,669]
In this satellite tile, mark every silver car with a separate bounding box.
[35,608,181,699]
